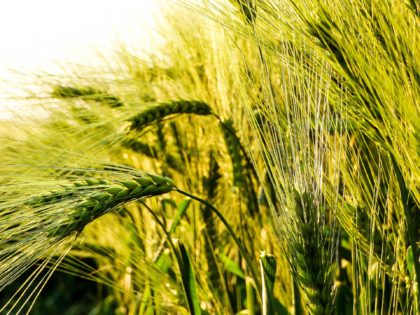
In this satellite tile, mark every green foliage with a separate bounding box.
[0,0,419,314]
[173,242,202,315]
[260,252,277,315]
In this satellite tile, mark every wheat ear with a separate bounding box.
[129,100,212,131]
[52,85,123,108]
[291,192,335,315]
[29,174,175,239]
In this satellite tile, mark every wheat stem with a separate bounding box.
[175,188,262,300]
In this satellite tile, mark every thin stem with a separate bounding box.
[141,201,201,315]
[175,187,262,300]
[140,201,180,261]
[292,279,302,315]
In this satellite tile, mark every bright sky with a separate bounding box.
[0,0,162,119]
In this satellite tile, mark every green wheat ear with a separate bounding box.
[129,100,212,131]
[291,191,335,315]
[52,85,123,108]
[34,174,176,239]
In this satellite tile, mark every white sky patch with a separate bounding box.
[0,0,163,119]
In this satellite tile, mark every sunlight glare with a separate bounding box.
[0,0,162,119]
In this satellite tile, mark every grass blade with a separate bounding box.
[174,241,201,315]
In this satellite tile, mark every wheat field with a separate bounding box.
[0,1,419,314]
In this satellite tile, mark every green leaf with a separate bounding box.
[407,246,416,282]
[218,253,245,279]
[260,252,277,315]
[169,199,191,234]
[174,241,201,315]
[155,250,172,273]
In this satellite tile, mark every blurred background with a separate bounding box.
[0,0,161,120]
